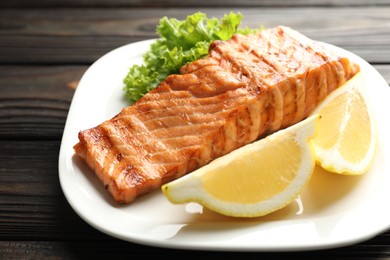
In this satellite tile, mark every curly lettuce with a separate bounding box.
[123,11,260,102]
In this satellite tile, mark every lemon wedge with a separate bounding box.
[310,72,377,175]
[161,114,320,218]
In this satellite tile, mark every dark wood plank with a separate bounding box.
[0,63,389,140]
[0,139,389,256]
[1,63,389,139]
[1,0,389,8]
[0,235,389,259]
[1,2,389,259]
[0,65,85,139]
[0,140,108,240]
[0,7,389,64]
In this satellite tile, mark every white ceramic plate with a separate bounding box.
[59,39,390,251]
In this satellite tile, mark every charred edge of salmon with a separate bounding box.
[73,25,360,203]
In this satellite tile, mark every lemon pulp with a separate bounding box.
[310,72,377,175]
[202,138,301,203]
[162,115,319,217]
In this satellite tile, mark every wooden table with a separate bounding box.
[1,0,390,258]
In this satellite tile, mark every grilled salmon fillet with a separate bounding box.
[74,26,360,203]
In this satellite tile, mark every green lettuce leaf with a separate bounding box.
[123,11,260,102]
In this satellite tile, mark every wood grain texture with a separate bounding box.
[1,0,390,8]
[0,7,389,64]
[0,139,389,258]
[0,65,389,140]
[1,240,390,259]
[0,66,84,138]
[0,1,389,258]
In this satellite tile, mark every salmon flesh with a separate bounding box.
[74,26,360,203]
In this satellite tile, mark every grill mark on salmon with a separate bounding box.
[74,26,360,203]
